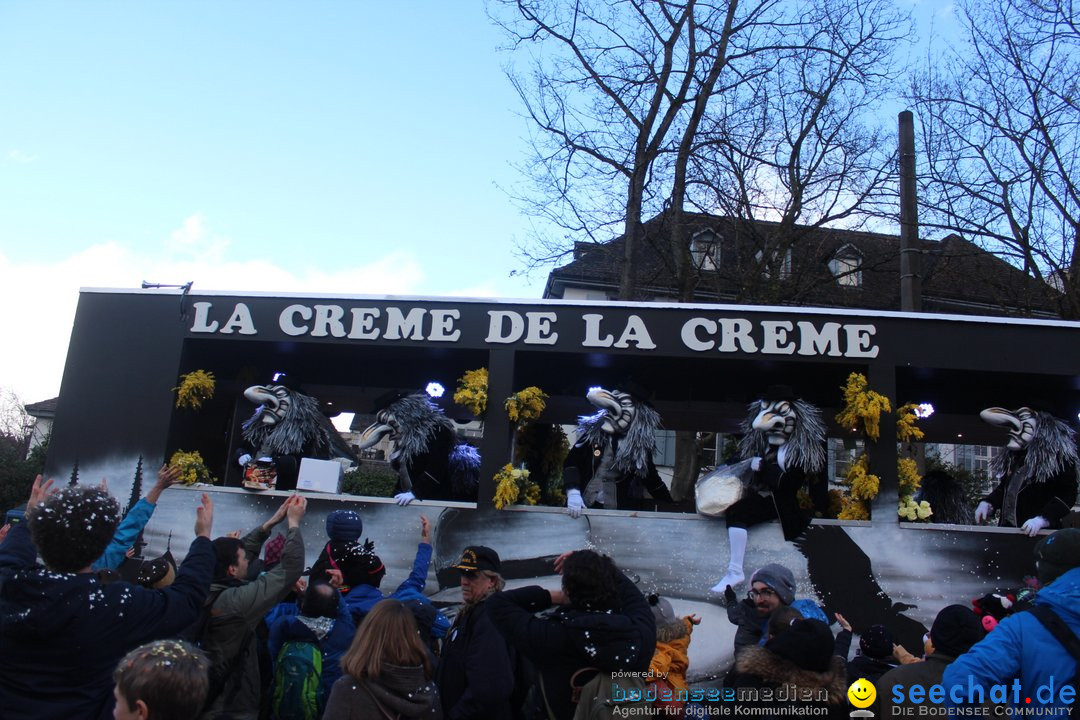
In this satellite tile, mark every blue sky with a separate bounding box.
[0,0,957,406]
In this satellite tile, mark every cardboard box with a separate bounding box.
[297,458,344,494]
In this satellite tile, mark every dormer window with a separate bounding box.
[690,229,721,271]
[829,244,863,287]
[754,247,793,280]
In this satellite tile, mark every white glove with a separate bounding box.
[394,491,416,506]
[1020,516,1049,536]
[974,501,993,524]
[566,489,584,519]
[750,457,763,472]
[237,453,253,467]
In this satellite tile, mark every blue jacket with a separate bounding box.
[943,566,1080,711]
[342,543,449,638]
[0,523,213,720]
[267,602,357,710]
[93,497,155,571]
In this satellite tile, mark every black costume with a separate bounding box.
[236,383,356,491]
[726,393,829,540]
[980,408,1079,528]
[563,438,672,511]
[984,452,1078,528]
[356,392,479,502]
[561,385,673,512]
[725,452,829,541]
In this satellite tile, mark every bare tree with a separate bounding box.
[910,0,1079,316]
[683,0,910,305]
[493,0,710,299]
[495,0,911,500]
[0,389,33,447]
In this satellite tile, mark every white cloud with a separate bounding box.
[6,150,38,164]
[166,212,230,263]
[0,215,426,406]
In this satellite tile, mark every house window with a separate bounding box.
[754,247,793,280]
[829,437,865,484]
[829,244,863,287]
[690,230,721,271]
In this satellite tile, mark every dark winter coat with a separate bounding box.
[436,598,516,720]
[876,653,964,715]
[724,645,849,720]
[726,597,770,658]
[392,425,457,501]
[0,523,214,720]
[267,601,357,712]
[486,572,657,720]
[846,652,898,685]
[943,565,1080,712]
[983,457,1078,527]
[323,664,443,720]
[562,438,672,510]
[200,524,305,720]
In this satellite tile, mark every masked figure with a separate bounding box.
[356,392,480,505]
[562,385,674,516]
[711,386,829,592]
[236,383,356,491]
[975,406,1078,536]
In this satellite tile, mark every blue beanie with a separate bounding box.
[326,510,363,543]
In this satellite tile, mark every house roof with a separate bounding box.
[24,397,59,418]
[544,213,1062,317]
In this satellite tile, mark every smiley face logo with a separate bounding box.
[848,678,876,708]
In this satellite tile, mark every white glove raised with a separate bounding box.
[237,453,253,467]
[974,501,993,524]
[750,457,763,472]
[566,489,584,519]
[394,491,416,506]
[1020,515,1049,536]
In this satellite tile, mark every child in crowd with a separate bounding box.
[646,594,701,715]
[112,639,210,720]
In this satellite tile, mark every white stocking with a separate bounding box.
[710,526,748,592]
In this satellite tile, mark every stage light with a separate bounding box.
[426,382,445,398]
[914,403,935,419]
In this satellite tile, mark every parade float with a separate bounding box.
[43,287,1080,678]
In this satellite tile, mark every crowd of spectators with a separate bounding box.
[1,472,1079,720]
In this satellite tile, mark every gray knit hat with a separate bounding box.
[750,563,796,605]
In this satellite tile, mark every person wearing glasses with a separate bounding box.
[723,563,797,658]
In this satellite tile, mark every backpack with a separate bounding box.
[271,640,324,720]
[568,668,654,720]
[1027,605,1080,710]
[178,588,254,710]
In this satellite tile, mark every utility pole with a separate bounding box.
[899,110,922,312]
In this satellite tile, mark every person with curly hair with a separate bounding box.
[486,549,657,720]
[0,477,215,720]
[113,639,210,720]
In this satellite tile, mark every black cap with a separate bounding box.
[1035,528,1080,585]
[617,378,655,405]
[452,545,501,573]
[763,384,797,402]
[930,604,985,657]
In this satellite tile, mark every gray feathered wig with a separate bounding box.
[386,393,455,464]
[575,399,661,478]
[989,411,1078,485]
[242,387,352,459]
[737,398,827,474]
